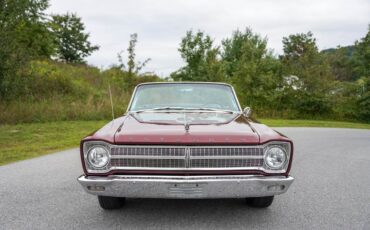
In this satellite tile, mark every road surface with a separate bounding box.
[0,128,369,230]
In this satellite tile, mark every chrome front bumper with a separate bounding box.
[77,175,294,199]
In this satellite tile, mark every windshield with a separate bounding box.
[129,83,240,112]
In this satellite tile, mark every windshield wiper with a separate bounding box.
[134,107,237,114]
[185,107,236,114]
[134,107,187,113]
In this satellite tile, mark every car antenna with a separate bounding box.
[108,84,115,125]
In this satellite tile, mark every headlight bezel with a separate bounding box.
[264,145,288,170]
[87,145,110,168]
[83,141,112,173]
[262,141,291,173]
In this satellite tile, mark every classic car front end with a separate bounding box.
[78,82,294,209]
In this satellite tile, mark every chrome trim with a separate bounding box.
[125,82,242,113]
[185,147,190,168]
[85,144,111,171]
[190,156,264,159]
[77,175,294,198]
[111,155,185,159]
[264,145,289,170]
[82,141,291,174]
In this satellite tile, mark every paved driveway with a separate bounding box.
[0,128,369,230]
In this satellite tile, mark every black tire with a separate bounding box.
[98,196,125,210]
[246,196,274,208]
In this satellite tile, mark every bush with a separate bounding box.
[0,60,159,124]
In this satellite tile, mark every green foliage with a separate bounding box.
[221,28,282,112]
[0,19,160,124]
[352,26,369,80]
[259,119,370,129]
[0,60,160,124]
[102,67,161,94]
[222,28,268,78]
[50,13,99,63]
[323,46,354,81]
[279,32,335,117]
[116,33,151,90]
[171,28,369,122]
[0,1,101,99]
[350,26,370,121]
[0,0,54,97]
[0,0,54,58]
[0,120,108,165]
[281,32,333,91]
[171,30,225,82]
[0,0,369,125]
[126,33,151,75]
[355,77,370,121]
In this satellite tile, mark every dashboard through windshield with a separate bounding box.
[129,83,240,112]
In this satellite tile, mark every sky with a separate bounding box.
[48,0,370,77]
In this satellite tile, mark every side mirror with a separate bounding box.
[243,107,252,117]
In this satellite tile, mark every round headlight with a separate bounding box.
[264,146,287,169]
[87,146,110,168]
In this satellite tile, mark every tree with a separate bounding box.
[50,13,99,63]
[116,33,151,90]
[222,28,269,78]
[281,32,333,91]
[221,28,282,112]
[352,25,369,80]
[352,26,370,121]
[125,33,151,77]
[0,0,54,97]
[280,32,334,115]
[171,30,225,82]
[322,46,354,81]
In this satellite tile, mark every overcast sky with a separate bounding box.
[48,0,369,76]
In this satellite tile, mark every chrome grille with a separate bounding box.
[190,159,264,168]
[111,158,185,168]
[111,147,185,157]
[109,146,264,170]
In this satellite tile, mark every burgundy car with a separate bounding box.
[78,82,294,209]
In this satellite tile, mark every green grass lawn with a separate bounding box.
[260,119,370,129]
[0,119,369,165]
[0,120,108,166]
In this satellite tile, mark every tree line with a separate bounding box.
[0,0,99,97]
[171,28,369,121]
[0,0,369,123]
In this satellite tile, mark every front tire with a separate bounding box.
[246,196,274,208]
[98,196,125,210]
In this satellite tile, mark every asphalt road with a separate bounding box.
[1,128,370,230]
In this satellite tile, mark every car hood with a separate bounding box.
[113,112,260,144]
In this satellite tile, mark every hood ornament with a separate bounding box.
[184,122,190,132]
[183,112,190,132]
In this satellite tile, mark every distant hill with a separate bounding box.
[321,45,355,58]
[321,45,357,81]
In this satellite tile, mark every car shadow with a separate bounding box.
[95,198,278,229]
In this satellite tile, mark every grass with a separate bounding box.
[260,119,370,129]
[0,120,108,166]
[0,119,369,166]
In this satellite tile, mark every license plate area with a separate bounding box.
[167,183,206,197]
